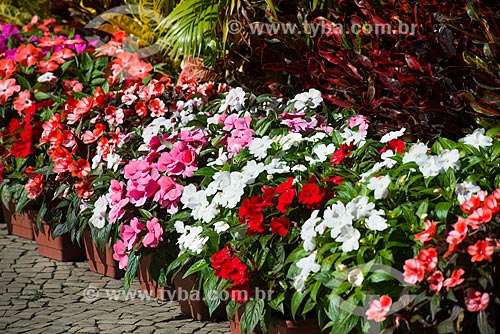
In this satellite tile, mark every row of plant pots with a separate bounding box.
[2,204,318,333]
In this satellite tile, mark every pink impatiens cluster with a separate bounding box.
[113,217,164,269]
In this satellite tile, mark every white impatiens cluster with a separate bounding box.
[89,195,108,229]
[367,175,391,199]
[402,143,461,178]
[305,143,336,164]
[174,221,208,254]
[459,128,493,150]
[249,136,273,160]
[300,196,389,254]
[219,87,247,112]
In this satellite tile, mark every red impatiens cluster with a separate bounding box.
[211,247,251,302]
[404,188,500,313]
[238,177,331,236]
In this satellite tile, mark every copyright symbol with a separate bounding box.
[227,20,243,34]
[83,287,99,301]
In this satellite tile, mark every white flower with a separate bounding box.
[402,143,428,165]
[301,210,321,251]
[319,202,354,239]
[367,175,391,199]
[380,128,406,143]
[336,225,361,252]
[438,149,460,172]
[293,252,321,292]
[455,181,481,204]
[214,221,230,234]
[106,152,120,172]
[38,72,57,82]
[347,269,364,287]
[241,160,266,184]
[89,195,108,229]
[220,87,246,112]
[293,88,323,111]
[177,224,208,254]
[460,128,493,149]
[207,147,229,167]
[307,132,328,143]
[265,159,290,174]
[180,185,218,222]
[346,196,375,220]
[365,209,389,231]
[380,150,397,169]
[249,136,273,160]
[291,164,307,172]
[279,132,303,151]
[142,117,173,145]
[341,128,366,146]
[418,156,441,178]
[305,143,336,164]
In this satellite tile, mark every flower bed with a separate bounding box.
[0,14,499,334]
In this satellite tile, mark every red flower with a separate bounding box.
[238,196,265,233]
[416,248,438,272]
[276,177,296,213]
[414,219,437,243]
[403,259,425,284]
[15,44,42,67]
[75,178,93,199]
[258,185,276,209]
[468,240,494,262]
[24,168,44,199]
[211,248,250,285]
[465,289,489,312]
[0,59,17,79]
[460,191,486,214]
[135,101,147,117]
[466,207,493,229]
[298,183,325,209]
[380,139,405,154]
[426,271,444,294]
[330,143,353,165]
[443,269,465,291]
[270,217,290,237]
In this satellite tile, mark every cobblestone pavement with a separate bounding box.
[0,224,231,334]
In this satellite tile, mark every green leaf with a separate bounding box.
[52,223,69,238]
[138,209,153,219]
[477,310,495,334]
[124,252,140,293]
[291,290,308,320]
[193,167,215,177]
[240,299,264,334]
[183,259,208,278]
[435,202,452,221]
[325,295,358,334]
[34,92,51,100]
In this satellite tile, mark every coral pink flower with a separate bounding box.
[68,158,91,179]
[113,240,129,270]
[142,218,163,248]
[366,295,392,322]
[15,44,42,67]
[75,178,93,199]
[0,78,21,104]
[414,220,437,243]
[348,115,369,135]
[461,191,487,214]
[427,271,444,294]
[104,106,125,126]
[120,218,145,250]
[465,289,489,312]
[13,90,34,114]
[446,218,468,245]
[468,240,494,262]
[148,98,166,117]
[403,259,425,284]
[416,248,438,272]
[443,269,465,291]
[24,169,44,199]
[0,59,17,79]
[466,207,493,229]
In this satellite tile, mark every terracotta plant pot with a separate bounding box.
[137,254,176,301]
[2,201,35,240]
[82,229,124,278]
[230,307,265,334]
[33,222,86,262]
[173,272,227,321]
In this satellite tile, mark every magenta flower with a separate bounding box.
[153,176,183,213]
[108,180,125,205]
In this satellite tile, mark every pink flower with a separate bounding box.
[403,259,425,284]
[113,239,129,270]
[124,159,151,180]
[468,240,494,263]
[108,180,125,205]
[226,129,254,155]
[366,295,392,322]
[13,90,34,115]
[348,115,369,135]
[148,98,167,117]
[156,143,198,178]
[104,106,125,126]
[465,289,489,312]
[414,219,437,243]
[153,176,183,213]
[416,248,438,272]
[0,78,21,104]
[119,218,145,250]
[142,218,163,248]
[108,198,129,224]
